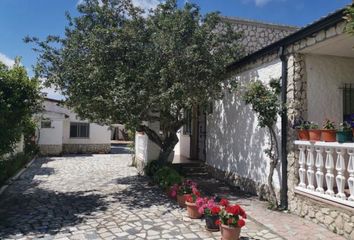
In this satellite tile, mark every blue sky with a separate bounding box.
[0,0,352,97]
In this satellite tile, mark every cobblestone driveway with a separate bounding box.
[0,153,282,240]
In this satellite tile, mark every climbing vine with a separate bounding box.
[243,79,281,208]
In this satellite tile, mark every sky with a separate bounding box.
[0,0,352,98]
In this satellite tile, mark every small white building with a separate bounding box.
[37,98,111,155]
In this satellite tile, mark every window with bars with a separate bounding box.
[70,122,90,138]
[343,83,354,125]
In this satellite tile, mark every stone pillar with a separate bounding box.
[286,53,307,210]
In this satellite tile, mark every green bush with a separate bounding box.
[0,153,32,186]
[144,160,163,177]
[153,166,183,190]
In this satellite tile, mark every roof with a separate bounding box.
[221,16,299,31]
[44,97,63,103]
[227,7,348,72]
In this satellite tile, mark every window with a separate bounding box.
[41,120,52,128]
[183,109,192,135]
[343,84,354,124]
[70,122,90,138]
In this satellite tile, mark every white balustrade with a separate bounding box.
[295,141,354,207]
[315,147,324,194]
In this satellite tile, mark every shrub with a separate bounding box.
[0,153,32,186]
[153,166,183,190]
[144,160,164,177]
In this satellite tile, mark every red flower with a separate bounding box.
[192,187,200,197]
[226,205,241,215]
[227,218,234,225]
[186,195,193,203]
[219,198,229,207]
[211,206,221,215]
[239,207,247,219]
[215,219,221,225]
[237,219,245,228]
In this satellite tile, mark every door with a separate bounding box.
[197,110,206,162]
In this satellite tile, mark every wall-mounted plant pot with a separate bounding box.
[309,130,321,141]
[336,131,352,143]
[321,130,336,142]
[297,130,309,140]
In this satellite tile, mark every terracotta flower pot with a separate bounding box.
[321,129,336,142]
[220,224,241,240]
[205,215,220,231]
[177,194,190,208]
[185,201,202,219]
[297,130,309,140]
[308,130,321,141]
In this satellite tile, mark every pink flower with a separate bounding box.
[170,190,177,198]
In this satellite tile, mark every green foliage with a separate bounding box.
[308,122,319,130]
[0,60,42,156]
[243,79,281,128]
[144,160,164,177]
[0,153,32,186]
[338,121,352,131]
[322,119,336,130]
[345,4,354,35]
[153,166,182,190]
[27,0,243,162]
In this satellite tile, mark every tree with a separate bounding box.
[0,59,42,156]
[243,79,281,208]
[27,0,243,162]
[345,3,354,35]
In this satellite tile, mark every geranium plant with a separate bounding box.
[185,187,201,203]
[216,204,247,228]
[178,179,197,195]
[196,197,221,216]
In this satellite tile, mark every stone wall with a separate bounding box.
[285,19,354,239]
[62,144,110,154]
[222,17,298,55]
[39,145,63,156]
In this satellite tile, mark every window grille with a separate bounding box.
[70,122,90,138]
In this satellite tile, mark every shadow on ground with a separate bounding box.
[111,175,180,211]
[0,158,107,239]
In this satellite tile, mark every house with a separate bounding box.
[136,6,354,238]
[37,98,111,155]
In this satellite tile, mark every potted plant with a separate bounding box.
[308,122,321,141]
[337,121,352,143]
[177,179,197,208]
[216,203,247,240]
[294,119,310,140]
[185,188,203,219]
[196,197,223,231]
[321,119,336,142]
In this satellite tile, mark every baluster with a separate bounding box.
[335,148,346,200]
[315,146,324,194]
[348,149,354,201]
[325,147,335,197]
[306,146,315,191]
[298,145,307,188]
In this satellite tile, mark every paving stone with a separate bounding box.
[0,154,296,240]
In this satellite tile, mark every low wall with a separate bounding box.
[62,144,110,154]
[289,193,354,239]
[39,145,63,156]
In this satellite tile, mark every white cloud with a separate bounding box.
[132,0,160,11]
[0,52,15,67]
[77,0,160,10]
[254,0,271,7]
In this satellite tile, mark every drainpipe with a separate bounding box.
[279,46,288,209]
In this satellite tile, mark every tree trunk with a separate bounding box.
[158,131,179,163]
[267,126,280,208]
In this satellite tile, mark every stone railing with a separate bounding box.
[294,140,354,207]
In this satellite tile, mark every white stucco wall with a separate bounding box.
[174,129,190,159]
[135,121,161,163]
[206,59,282,189]
[38,99,111,147]
[306,54,354,124]
[38,112,64,145]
